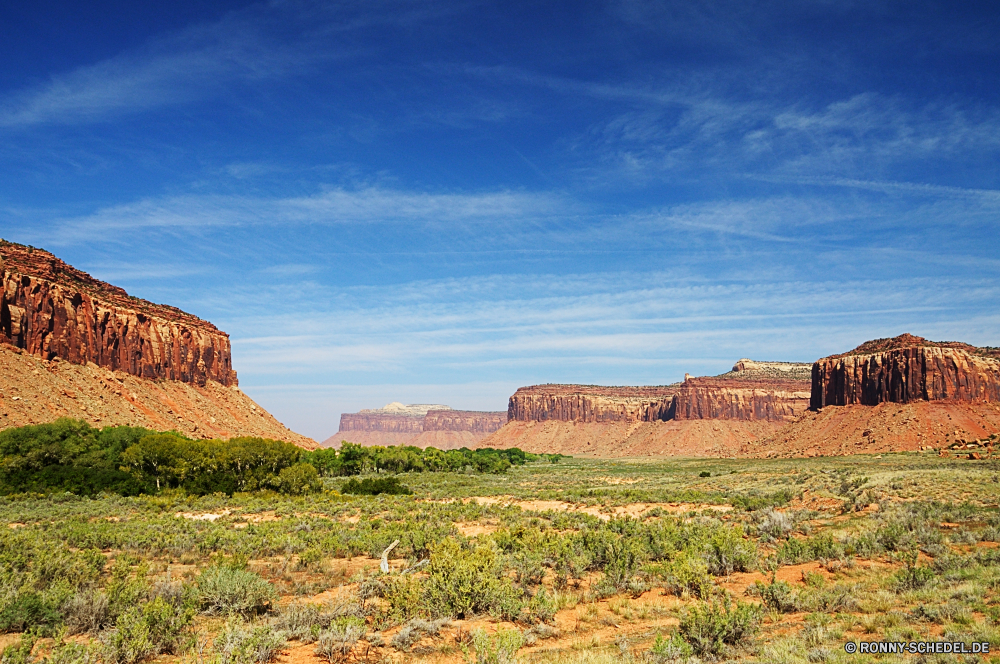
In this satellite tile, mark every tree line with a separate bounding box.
[0,419,556,497]
[301,441,561,476]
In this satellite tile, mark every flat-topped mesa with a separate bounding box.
[0,240,236,386]
[338,403,506,436]
[508,360,812,425]
[811,334,1000,408]
[423,410,506,434]
[507,384,679,423]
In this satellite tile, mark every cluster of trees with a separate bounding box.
[302,442,546,476]
[0,419,319,496]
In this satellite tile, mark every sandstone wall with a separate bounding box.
[0,241,236,386]
[507,385,677,423]
[811,336,1000,408]
[673,378,810,422]
[339,413,424,433]
[423,409,506,433]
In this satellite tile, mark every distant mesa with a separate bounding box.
[323,402,507,449]
[0,240,315,448]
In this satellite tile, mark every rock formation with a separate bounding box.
[507,360,812,426]
[424,410,507,434]
[1,240,236,386]
[0,240,314,447]
[507,385,678,423]
[325,402,507,449]
[811,334,1000,408]
[672,378,810,422]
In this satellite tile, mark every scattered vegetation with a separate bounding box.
[1,450,1000,663]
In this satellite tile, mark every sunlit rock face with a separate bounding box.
[1,240,237,387]
[811,334,1000,408]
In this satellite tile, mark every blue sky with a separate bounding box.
[2,1,999,440]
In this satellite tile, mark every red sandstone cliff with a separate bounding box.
[339,413,425,433]
[673,378,810,422]
[424,409,506,434]
[326,404,507,448]
[811,334,1000,408]
[1,241,236,387]
[507,385,677,423]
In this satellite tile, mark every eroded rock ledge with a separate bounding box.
[811,333,1000,407]
[1,240,236,386]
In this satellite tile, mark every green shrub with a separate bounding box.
[748,579,797,613]
[703,524,757,575]
[196,567,276,617]
[423,539,523,620]
[650,550,712,599]
[340,477,413,496]
[648,632,693,662]
[679,599,763,656]
[472,628,524,664]
[0,592,60,634]
[215,618,287,664]
[315,617,366,662]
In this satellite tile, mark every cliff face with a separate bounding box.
[811,334,1000,408]
[673,378,810,422]
[339,413,424,433]
[331,404,507,447]
[0,241,236,387]
[507,385,677,423]
[423,410,506,434]
[507,361,812,425]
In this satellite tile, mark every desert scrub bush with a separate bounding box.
[423,539,523,620]
[472,628,524,664]
[647,632,693,662]
[892,555,936,592]
[678,599,763,656]
[340,477,412,496]
[754,508,795,541]
[748,578,797,613]
[521,587,557,624]
[214,618,287,664]
[390,617,451,651]
[702,524,757,575]
[648,550,713,599]
[315,617,366,662]
[196,567,276,616]
[99,597,194,664]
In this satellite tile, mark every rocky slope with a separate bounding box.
[324,403,507,449]
[0,343,315,447]
[811,333,1000,407]
[0,240,314,448]
[1,240,236,386]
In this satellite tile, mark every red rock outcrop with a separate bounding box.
[1,240,236,386]
[811,334,1000,408]
[424,410,506,434]
[507,385,677,423]
[673,378,810,422]
[339,413,425,433]
[327,403,507,448]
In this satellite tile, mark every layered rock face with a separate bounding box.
[507,385,678,423]
[673,377,810,422]
[811,334,1000,408]
[424,410,506,433]
[507,361,812,425]
[329,402,507,448]
[1,241,236,386]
